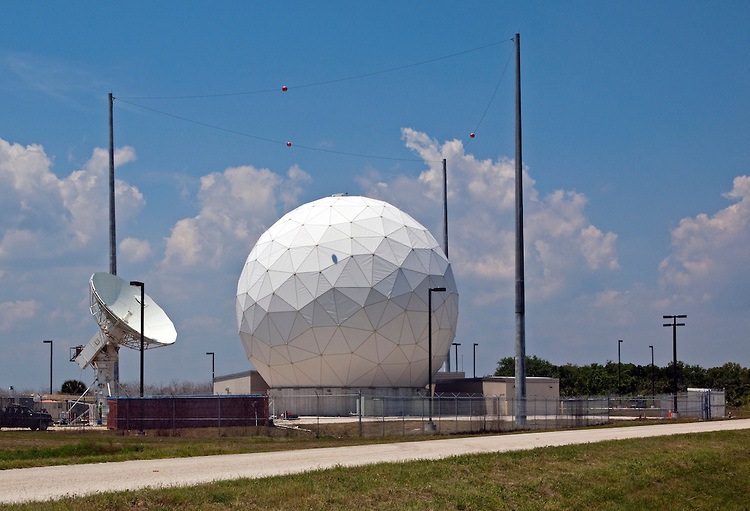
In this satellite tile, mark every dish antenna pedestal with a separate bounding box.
[74,273,176,424]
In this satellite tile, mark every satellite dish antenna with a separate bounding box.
[74,272,176,422]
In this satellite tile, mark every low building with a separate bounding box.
[212,370,560,417]
[435,375,560,400]
[213,370,270,395]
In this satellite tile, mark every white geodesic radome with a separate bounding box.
[236,195,459,388]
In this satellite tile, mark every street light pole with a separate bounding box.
[206,352,215,393]
[427,286,446,431]
[617,339,623,396]
[473,342,479,379]
[43,340,53,394]
[663,314,686,416]
[452,343,461,372]
[130,281,145,398]
[649,345,655,397]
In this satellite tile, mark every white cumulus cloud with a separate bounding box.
[161,164,312,270]
[120,237,153,263]
[659,175,750,305]
[0,299,41,331]
[0,137,144,262]
[361,128,619,303]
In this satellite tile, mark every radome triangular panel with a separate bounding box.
[236,195,459,388]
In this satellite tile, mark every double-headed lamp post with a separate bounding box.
[129,281,145,399]
[206,352,215,393]
[43,340,53,394]
[427,286,446,431]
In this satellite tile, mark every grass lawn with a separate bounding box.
[1,427,749,510]
[0,424,405,470]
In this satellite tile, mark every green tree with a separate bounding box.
[60,379,86,394]
[707,363,750,406]
[494,355,558,378]
[493,355,750,404]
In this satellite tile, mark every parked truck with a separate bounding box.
[0,404,53,431]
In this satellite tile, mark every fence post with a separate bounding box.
[455,395,458,430]
[437,394,441,432]
[402,395,405,436]
[421,393,425,429]
[382,398,385,437]
[358,390,363,438]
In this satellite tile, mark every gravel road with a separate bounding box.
[2,419,749,504]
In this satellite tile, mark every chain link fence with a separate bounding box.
[270,389,726,437]
[607,390,725,420]
[270,392,611,437]
[2,389,724,434]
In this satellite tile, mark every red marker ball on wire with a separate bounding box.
[286,141,292,147]
[470,132,476,138]
[281,85,288,92]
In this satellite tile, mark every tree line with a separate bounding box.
[494,356,750,406]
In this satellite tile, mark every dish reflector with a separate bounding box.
[90,272,176,351]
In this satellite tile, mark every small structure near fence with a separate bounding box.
[607,390,725,420]
[107,395,269,430]
[685,388,725,419]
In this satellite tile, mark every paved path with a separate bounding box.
[2,419,749,504]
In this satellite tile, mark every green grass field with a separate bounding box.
[0,424,403,470]
[1,426,749,510]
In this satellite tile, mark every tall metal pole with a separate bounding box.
[427,287,446,431]
[618,339,623,395]
[513,33,527,427]
[452,343,461,372]
[206,352,215,393]
[130,280,145,433]
[473,342,478,379]
[43,340,53,394]
[442,158,451,373]
[428,289,433,429]
[663,314,686,416]
[649,345,655,397]
[109,93,120,396]
[442,158,448,260]
[108,93,116,276]
[130,281,145,397]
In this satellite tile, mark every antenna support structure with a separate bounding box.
[73,273,176,425]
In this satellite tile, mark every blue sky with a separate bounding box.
[1,2,749,392]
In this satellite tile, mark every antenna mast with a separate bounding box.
[108,93,117,276]
[108,93,120,394]
[513,33,527,426]
[442,158,451,372]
